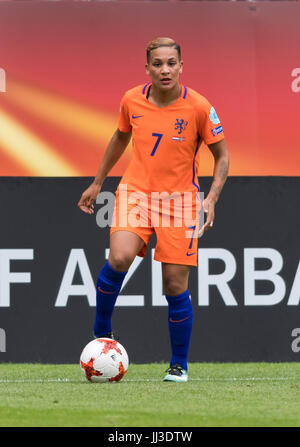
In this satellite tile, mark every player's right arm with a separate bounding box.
[77,128,131,214]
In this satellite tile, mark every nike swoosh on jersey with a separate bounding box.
[186,252,196,256]
[169,316,191,323]
[132,114,144,119]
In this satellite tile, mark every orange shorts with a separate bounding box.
[110,186,202,266]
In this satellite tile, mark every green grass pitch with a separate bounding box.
[0,362,300,427]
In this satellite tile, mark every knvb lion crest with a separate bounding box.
[174,118,188,134]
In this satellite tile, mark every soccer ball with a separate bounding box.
[80,338,129,383]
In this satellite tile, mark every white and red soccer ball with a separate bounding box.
[80,338,129,383]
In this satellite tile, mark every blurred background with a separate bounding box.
[0,0,299,177]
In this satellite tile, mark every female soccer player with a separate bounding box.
[78,37,229,382]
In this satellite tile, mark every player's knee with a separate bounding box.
[163,275,185,296]
[109,251,134,272]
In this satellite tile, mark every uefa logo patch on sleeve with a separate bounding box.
[211,125,223,136]
[209,107,220,125]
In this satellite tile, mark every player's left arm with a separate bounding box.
[202,138,229,233]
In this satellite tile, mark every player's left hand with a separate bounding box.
[199,198,215,236]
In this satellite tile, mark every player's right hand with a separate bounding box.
[78,183,101,215]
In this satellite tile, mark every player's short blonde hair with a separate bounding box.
[146,37,181,63]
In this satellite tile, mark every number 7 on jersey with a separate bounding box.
[150,133,163,156]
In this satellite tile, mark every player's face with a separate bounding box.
[146,47,183,91]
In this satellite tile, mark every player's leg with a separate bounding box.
[108,230,146,271]
[93,231,145,337]
[162,263,193,382]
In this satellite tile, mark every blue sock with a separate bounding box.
[165,290,193,371]
[93,260,127,337]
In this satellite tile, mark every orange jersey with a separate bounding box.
[118,83,224,194]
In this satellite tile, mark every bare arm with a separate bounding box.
[78,128,131,214]
[201,138,229,233]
